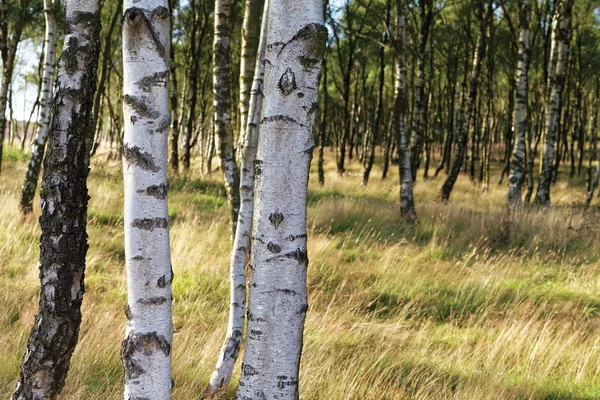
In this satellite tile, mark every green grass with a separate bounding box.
[1,149,600,399]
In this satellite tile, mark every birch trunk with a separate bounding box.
[204,2,269,397]
[408,0,433,181]
[534,0,573,207]
[236,0,263,161]
[121,3,174,398]
[12,0,100,397]
[507,0,530,208]
[394,0,415,221]
[439,0,490,203]
[235,0,327,397]
[214,0,241,238]
[19,0,59,215]
[586,161,600,209]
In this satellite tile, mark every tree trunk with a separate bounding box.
[235,1,326,397]
[409,0,434,181]
[120,3,174,398]
[204,2,269,397]
[534,0,573,207]
[169,8,180,171]
[439,0,490,202]
[18,0,60,215]
[318,50,328,186]
[394,0,415,221]
[12,1,100,397]
[507,0,530,208]
[236,0,263,161]
[214,0,241,238]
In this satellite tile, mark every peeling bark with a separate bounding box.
[121,2,174,398]
[235,1,326,398]
[12,1,101,398]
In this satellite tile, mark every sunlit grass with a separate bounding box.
[1,143,600,399]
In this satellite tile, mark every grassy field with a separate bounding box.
[1,144,600,399]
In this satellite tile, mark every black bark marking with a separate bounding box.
[157,266,173,288]
[122,144,160,172]
[277,376,299,389]
[298,55,321,68]
[285,248,308,264]
[151,6,170,20]
[254,159,263,176]
[137,296,168,305]
[261,115,306,128]
[242,364,258,376]
[277,288,298,295]
[269,211,284,228]
[121,332,171,379]
[278,67,297,96]
[122,7,166,59]
[125,305,133,320]
[278,23,329,59]
[267,242,281,253]
[156,115,171,133]
[136,70,168,93]
[123,94,159,119]
[137,183,167,199]
[131,218,168,231]
[287,233,307,242]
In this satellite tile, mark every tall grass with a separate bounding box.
[1,147,599,399]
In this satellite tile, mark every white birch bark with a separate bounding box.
[204,1,269,397]
[235,1,327,398]
[534,0,573,207]
[19,0,59,214]
[394,0,416,221]
[121,2,173,398]
[507,0,530,208]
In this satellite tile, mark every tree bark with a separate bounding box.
[507,0,530,208]
[19,0,60,215]
[534,0,573,207]
[235,1,326,398]
[120,3,174,398]
[439,0,490,202]
[214,0,241,238]
[236,0,263,161]
[12,1,101,397]
[394,0,416,221]
[204,2,269,397]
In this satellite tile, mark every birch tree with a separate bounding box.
[236,0,263,160]
[18,0,60,215]
[394,0,416,221]
[214,0,241,237]
[534,0,574,207]
[235,0,327,397]
[120,2,174,398]
[507,0,530,208]
[12,0,100,397]
[439,0,491,202]
[204,4,269,397]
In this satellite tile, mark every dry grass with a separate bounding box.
[1,145,600,399]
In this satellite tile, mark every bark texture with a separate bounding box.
[235,0,327,398]
[214,0,241,238]
[19,0,60,215]
[534,0,573,207]
[12,1,100,398]
[204,1,269,397]
[507,0,530,208]
[121,2,174,398]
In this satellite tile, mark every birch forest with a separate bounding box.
[2,0,600,398]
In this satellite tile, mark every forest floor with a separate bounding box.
[1,145,600,399]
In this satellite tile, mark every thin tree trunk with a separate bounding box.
[120,3,174,398]
[18,0,60,215]
[318,50,328,186]
[394,0,415,221]
[585,161,600,209]
[214,0,241,238]
[534,0,573,207]
[204,2,269,397]
[235,1,326,397]
[12,1,100,397]
[236,0,263,161]
[440,0,490,202]
[507,0,530,208]
[169,35,180,170]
